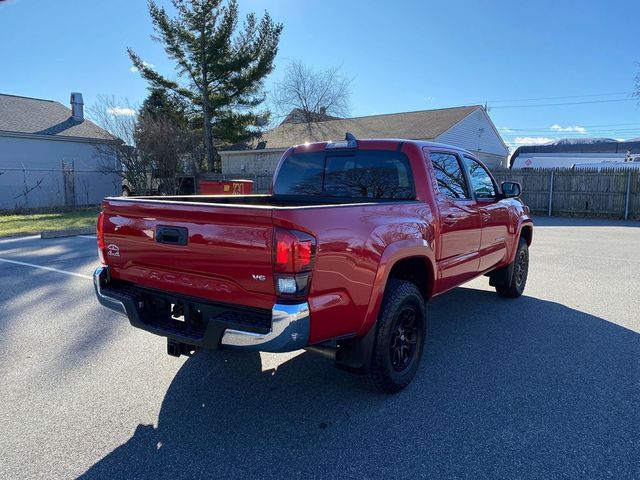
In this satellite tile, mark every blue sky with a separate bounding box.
[1,0,639,149]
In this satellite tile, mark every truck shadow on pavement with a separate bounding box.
[79,287,638,480]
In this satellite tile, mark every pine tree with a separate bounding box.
[128,0,283,172]
[139,88,190,127]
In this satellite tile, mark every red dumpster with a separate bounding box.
[198,179,253,195]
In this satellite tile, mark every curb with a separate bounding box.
[40,228,95,239]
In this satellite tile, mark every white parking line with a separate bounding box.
[0,257,92,279]
[78,235,96,239]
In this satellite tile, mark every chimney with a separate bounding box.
[70,92,84,121]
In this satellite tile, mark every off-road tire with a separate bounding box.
[367,280,426,393]
[495,237,529,298]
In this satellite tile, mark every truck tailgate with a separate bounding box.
[101,199,275,310]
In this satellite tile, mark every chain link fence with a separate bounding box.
[0,163,120,211]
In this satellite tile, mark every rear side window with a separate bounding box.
[273,152,325,195]
[463,156,496,199]
[430,152,469,199]
[274,151,415,199]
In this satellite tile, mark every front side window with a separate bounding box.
[274,150,415,199]
[463,156,496,199]
[429,152,469,199]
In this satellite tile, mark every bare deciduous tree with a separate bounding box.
[88,95,151,196]
[135,114,193,195]
[272,60,352,133]
[14,165,44,209]
[77,176,91,206]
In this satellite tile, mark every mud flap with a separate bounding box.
[334,323,378,374]
[489,261,515,287]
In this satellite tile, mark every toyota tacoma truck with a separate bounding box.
[94,135,533,393]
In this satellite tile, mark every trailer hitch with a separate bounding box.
[167,338,198,358]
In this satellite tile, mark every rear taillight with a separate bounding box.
[274,229,315,273]
[97,211,106,265]
[273,228,316,298]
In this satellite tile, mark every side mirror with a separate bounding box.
[501,181,521,198]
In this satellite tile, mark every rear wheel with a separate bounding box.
[495,238,529,298]
[121,186,131,197]
[367,280,426,393]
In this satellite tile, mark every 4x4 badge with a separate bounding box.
[107,244,120,257]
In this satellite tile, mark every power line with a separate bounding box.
[490,98,637,109]
[498,122,640,131]
[503,133,640,139]
[501,128,640,135]
[502,127,640,132]
[503,140,639,145]
[482,91,631,103]
[501,129,640,136]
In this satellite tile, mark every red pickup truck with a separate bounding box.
[94,135,533,392]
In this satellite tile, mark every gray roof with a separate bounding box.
[228,105,481,150]
[280,108,341,125]
[509,139,640,167]
[0,93,114,141]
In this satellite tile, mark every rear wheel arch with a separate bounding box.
[358,242,435,338]
[387,256,434,302]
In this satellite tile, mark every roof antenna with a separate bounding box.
[345,132,357,141]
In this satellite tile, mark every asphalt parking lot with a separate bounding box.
[0,217,638,479]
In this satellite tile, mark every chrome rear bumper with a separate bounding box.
[221,303,309,351]
[93,267,127,316]
[93,267,309,353]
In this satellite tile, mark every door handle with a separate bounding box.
[481,211,491,223]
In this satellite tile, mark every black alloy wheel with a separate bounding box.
[389,305,420,372]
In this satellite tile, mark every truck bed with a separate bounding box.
[100,194,419,312]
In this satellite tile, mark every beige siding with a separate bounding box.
[220,150,285,176]
[436,108,508,169]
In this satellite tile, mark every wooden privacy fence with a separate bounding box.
[492,168,640,220]
[202,168,640,220]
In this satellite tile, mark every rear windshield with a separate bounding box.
[274,150,415,199]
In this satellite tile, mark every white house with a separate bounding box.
[0,92,119,210]
[220,105,509,176]
[510,138,640,169]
